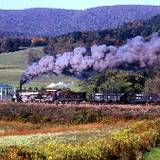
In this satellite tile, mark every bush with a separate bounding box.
[1,119,160,160]
[0,103,160,124]
[71,109,102,124]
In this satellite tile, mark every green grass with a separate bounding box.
[144,148,160,160]
[0,47,81,89]
[0,125,120,148]
[0,68,80,88]
[1,119,158,160]
[22,75,80,89]
[0,68,23,85]
[0,47,44,69]
[0,69,80,88]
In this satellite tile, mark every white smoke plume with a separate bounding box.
[21,34,160,84]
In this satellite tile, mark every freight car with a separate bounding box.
[131,93,160,104]
[91,92,160,104]
[56,91,86,103]
[91,92,127,103]
[92,92,128,104]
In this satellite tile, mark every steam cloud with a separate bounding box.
[21,34,160,84]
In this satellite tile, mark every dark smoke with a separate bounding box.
[21,34,160,84]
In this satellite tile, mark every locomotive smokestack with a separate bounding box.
[19,74,28,90]
[19,81,23,91]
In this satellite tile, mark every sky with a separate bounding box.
[0,0,160,10]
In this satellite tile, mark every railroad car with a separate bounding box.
[56,91,86,103]
[91,92,160,104]
[131,93,160,104]
[92,92,127,103]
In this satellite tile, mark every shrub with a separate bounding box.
[71,109,102,124]
[0,103,160,125]
[1,119,159,160]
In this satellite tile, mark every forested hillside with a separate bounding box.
[1,11,160,57]
[44,14,160,54]
[0,5,160,36]
[0,32,48,54]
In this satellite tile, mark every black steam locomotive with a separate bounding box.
[13,87,86,104]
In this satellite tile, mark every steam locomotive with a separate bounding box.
[13,87,86,104]
[13,86,160,104]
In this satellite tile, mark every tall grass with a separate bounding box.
[0,103,160,124]
[0,119,160,160]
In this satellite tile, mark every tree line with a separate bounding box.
[44,14,160,55]
[81,70,160,100]
[0,35,48,54]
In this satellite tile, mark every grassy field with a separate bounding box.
[0,47,81,89]
[0,68,80,88]
[0,119,131,148]
[0,118,159,160]
[0,47,43,69]
[0,103,159,159]
[144,148,160,160]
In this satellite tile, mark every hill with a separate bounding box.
[44,14,160,54]
[0,47,80,88]
[1,5,160,36]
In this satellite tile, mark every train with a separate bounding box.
[12,86,160,104]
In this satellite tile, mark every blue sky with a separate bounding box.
[0,0,160,10]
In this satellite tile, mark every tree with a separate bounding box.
[27,49,44,64]
[98,70,145,93]
[81,70,147,100]
[0,38,19,53]
[145,75,160,95]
